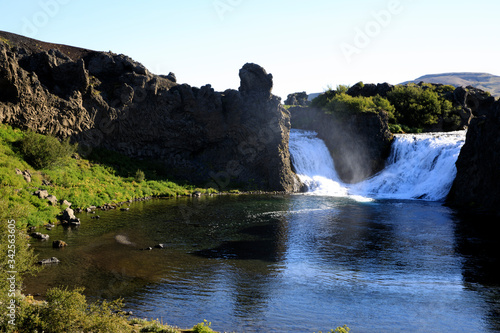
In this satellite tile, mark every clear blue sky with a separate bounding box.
[2,0,499,99]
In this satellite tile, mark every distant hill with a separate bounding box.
[307,92,321,101]
[401,72,500,97]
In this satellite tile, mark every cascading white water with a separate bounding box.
[289,129,466,201]
[289,130,348,196]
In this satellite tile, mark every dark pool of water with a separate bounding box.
[25,195,500,332]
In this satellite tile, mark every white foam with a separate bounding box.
[289,129,466,201]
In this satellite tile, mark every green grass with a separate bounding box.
[0,124,215,227]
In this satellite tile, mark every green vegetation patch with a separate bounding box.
[311,83,463,133]
[0,124,214,227]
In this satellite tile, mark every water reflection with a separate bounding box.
[24,195,500,332]
[454,213,500,332]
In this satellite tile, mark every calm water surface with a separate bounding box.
[26,195,500,332]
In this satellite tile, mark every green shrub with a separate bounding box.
[389,123,404,133]
[311,87,337,108]
[315,325,351,333]
[324,93,392,117]
[14,287,132,333]
[386,84,442,131]
[19,131,77,169]
[135,169,146,183]
[138,319,179,332]
[192,320,216,333]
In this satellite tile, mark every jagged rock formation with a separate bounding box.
[0,31,300,191]
[284,92,309,106]
[347,82,393,98]
[447,99,500,216]
[290,106,392,183]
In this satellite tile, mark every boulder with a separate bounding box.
[61,199,72,207]
[34,189,49,199]
[60,207,80,225]
[16,169,32,182]
[285,92,309,106]
[38,257,60,265]
[31,232,49,240]
[46,194,58,205]
[52,240,68,248]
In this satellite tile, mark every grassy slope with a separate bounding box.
[0,124,214,227]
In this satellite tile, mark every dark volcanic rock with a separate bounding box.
[447,100,500,216]
[52,240,68,248]
[238,63,273,96]
[0,32,299,192]
[347,82,393,98]
[285,92,309,106]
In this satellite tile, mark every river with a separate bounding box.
[25,130,500,332]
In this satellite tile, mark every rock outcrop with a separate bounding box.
[347,82,393,98]
[447,100,500,216]
[284,92,309,106]
[0,31,299,191]
[290,106,392,183]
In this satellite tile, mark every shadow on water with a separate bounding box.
[454,213,500,331]
[24,195,500,332]
[192,223,287,262]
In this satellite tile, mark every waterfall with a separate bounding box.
[289,129,466,201]
[289,130,348,197]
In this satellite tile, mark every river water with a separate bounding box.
[25,130,500,332]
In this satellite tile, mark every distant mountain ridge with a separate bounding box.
[401,72,500,97]
[306,72,500,100]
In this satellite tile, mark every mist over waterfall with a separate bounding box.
[289,129,466,201]
[289,130,348,196]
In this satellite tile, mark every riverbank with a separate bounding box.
[0,124,294,332]
[0,123,221,228]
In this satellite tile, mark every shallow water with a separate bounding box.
[26,195,500,332]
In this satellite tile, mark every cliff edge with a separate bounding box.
[0,31,300,191]
[447,100,500,216]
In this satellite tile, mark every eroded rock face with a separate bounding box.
[447,100,500,216]
[0,33,299,191]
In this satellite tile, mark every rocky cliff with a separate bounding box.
[0,31,300,191]
[447,99,500,216]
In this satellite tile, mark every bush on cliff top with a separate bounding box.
[312,83,462,133]
[325,93,395,118]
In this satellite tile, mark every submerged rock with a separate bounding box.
[52,240,68,248]
[38,257,60,265]
[31,232,49,240]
